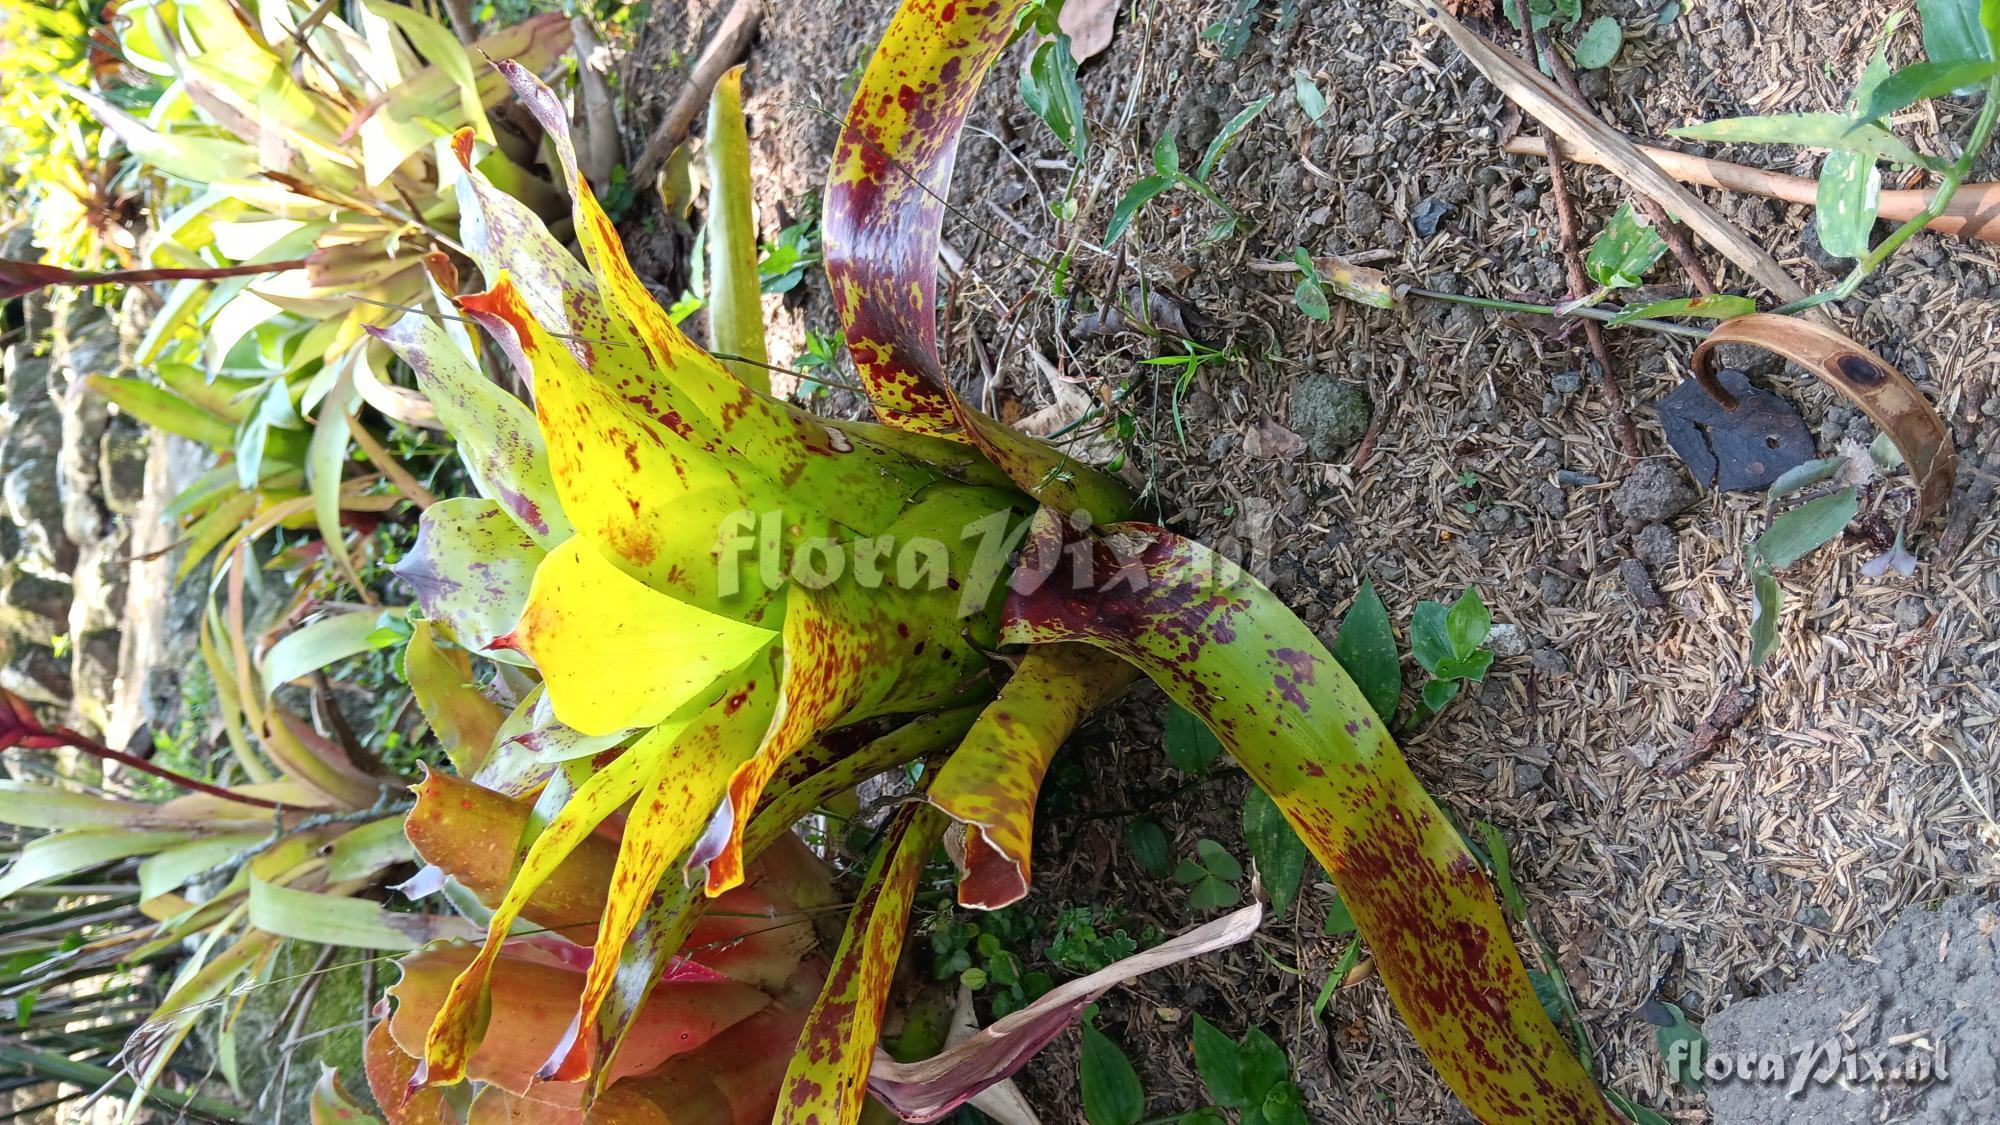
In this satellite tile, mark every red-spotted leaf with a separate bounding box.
[1000,514,1619,1123]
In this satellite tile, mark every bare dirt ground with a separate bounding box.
[622,0,2000,1119]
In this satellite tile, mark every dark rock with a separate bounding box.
[1551,369,1584,395]
[1556,469,1601,487]
[1611,460,1697,522]
[1515,761,1547,795]
[100,418,150,516]
[1535,483,1568,518]
[1634,523,1678,569]
[1530,646,1569,678]
[1620,558,1665,610]
[1,643,71,705]
[1411,197,1452,237]
[1538,570,1577,605]
[1287,378,1373,459]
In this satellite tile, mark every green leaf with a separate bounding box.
[1668,113,1925,167]
[1331,578,1401,723]
[1748,559,1782,666]
[1766,457,1847,503]
[1021,36,1088,160]
[1853,59,2000,123]
[1106,174,1177,244]
[1124,818,1173,877]
[1172,857,1207,886]
[1584,203,1668,289]
[1243,787,1309,915]
[1196,837,1242,881]
[1444,587,1490,661]
[1293,69,1327,121]
[1753,486,1860,568]
[1197,93,1276,181]
[1258,1081,1310,1125]
[1187,876,1240,910]
[1293,277,1331,321]
[1421,678,1461,712]
[247,877,476,951]
[1654,1002,1708,1089]
[1527,970,1571,1029]
[1238,1026,1290,1100]
[234,377,302,491]
[1410,600,1453,674]
[1081,1025,1147,1125]
[259,609,403,696]
[1322,893,1355,936]
[1921,0,1993,64]
[1153,131,1181,177]
[1180,1112,1228,1125]
[1572,16,1623,69]
[1191,1015,1252,1109]
[1604,293,1757,326]
[1164,702,1225,773]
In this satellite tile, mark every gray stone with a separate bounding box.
[1485,623,1528,658]
[1514,761,1547,795]
[1556,469,1602,487]
[1287,378,1373,460]
[99,418,150,516]
[1611,459,1697,523]
[1,644,71,705]
[1551,369,1584,395]
[1634,522,1678,569]
[0,569,73,643]
[1530,646,1569,678]
[1535,483,1568,518]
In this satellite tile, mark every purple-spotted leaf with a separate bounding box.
[391,498,544,666]
[1000,513,1619,1122]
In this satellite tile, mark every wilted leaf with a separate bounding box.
[1293,69,1327,121]
[1198,94,1274,181]
[1657,369,1814,493]
[868,904,1262,1121]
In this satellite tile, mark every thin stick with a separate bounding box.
[1503,135,2000,244]
[629,0,763,184]
[1534,55,1718,296]
[1522,22,1641,460]
[0,692,289,810]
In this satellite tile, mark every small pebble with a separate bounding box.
[1556,469,1601,487]
[1514,761,1547,795]
[1530,646,1569,678]
[1634,523,1677,569]
[1485,623,1528,657]
[1552,370,1584,395]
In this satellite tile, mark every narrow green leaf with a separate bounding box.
[1753,486,1859,568]
[1604,293,1757,326]
[1853,59,2000,124]
[1654,1002,1708,1089]
[1748,559,1782,666]
[1080,1025,1147,1125]
[1153,131,1181,177]
[1330,578,1400,723]
[1293,277,1330,321]
[234,378,302,491]
[1584,203,1667,289]
[1243,787,1309,915]
[1165,702,1225,773]
[704,66,769,392]
[260,609,403,696]
[1106,174,1176,244]
[1766,457,1846,503]
[1322,892,1355,936]
[1572,16,1623,69]
[1293,69,1327,121]
[1197,93,1275,181]
[1669,113,1924,167]
[85,376,233,449]
[247,877,477,950]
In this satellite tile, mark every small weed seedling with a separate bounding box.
[1507,0,1625,72]
[1744,459,1864,665]
[925,906,1054,1019]
[1106,95,1275,245]
[758,215,821,294]
[1410,586,1495,715]
[1173,838,1244,911]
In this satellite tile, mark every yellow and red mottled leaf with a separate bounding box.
[1001,515,1618,1123]
[404,619,507,775]
[364,1023,454,1125]
[775,800,945,1125]
[609,967,822,1125]
[826,0,1134,519]
[749,706,983,858]
[472,685,628,799]
[928,643,1137,909]
[458,271,810,627]
[504,536,777,737]
[376,315,570,546]
[548,653,782,1082]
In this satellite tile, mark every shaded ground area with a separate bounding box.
[622,0,2000,1119]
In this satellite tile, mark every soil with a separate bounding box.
[619,0,2000,1121]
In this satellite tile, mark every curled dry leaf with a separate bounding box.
[1690,314,1956,522]
[867,903,1263,1121]
[1057,0,1119,63]
[1245,417,1307,458]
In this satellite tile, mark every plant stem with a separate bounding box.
[0,1042,251,1123]
[1780,79,2000,313]
[1406,289,1712,339]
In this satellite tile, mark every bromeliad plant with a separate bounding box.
[369,4,1623,1124]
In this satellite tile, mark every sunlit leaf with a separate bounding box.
[260,608,403,697]
[1752,486,1859,569]
[1815,149,1881,258]
[1584,203,1667,289]
[1669,113,1924,167]
[1603,292,1756,326]
[249,877,480,951]
[403,618,506,775]
[704,65,769,392]
[391,498,545,665]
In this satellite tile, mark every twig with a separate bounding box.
[629,0,762,184]
[1503,135,2000,244]
[1658,685,1757,777]
[1533,53,1717,295]
[1519,21,1639,459]
[0,690,289,810]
